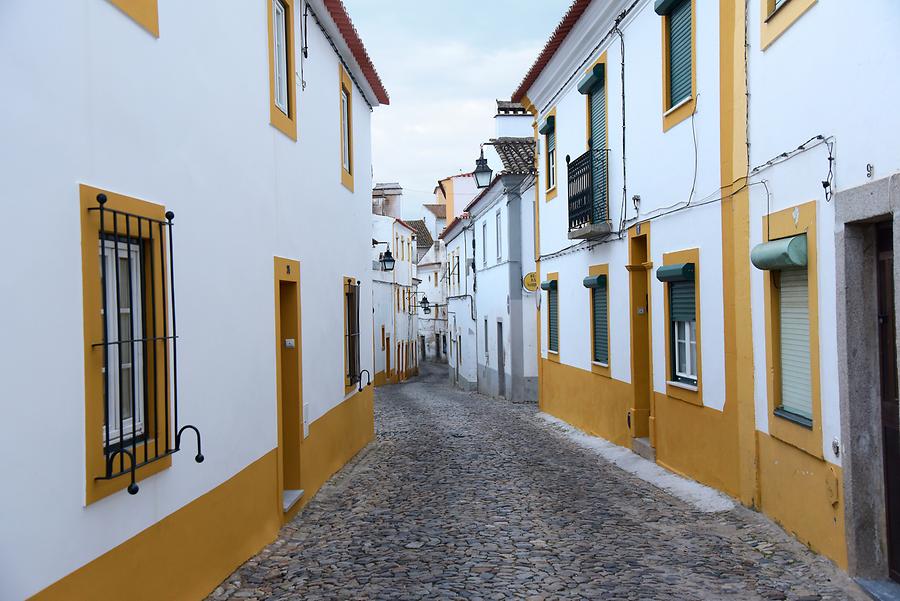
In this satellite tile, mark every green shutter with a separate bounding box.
[669,280,695,322]
[589,82,607,223]
[667,0,692,108]
[778,268,812,421]
[548,288,559,352]
[592,282,608,364]
[547,130,556,154]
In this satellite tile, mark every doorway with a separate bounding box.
[628,227,652,442]
[878,223,900,581]
[274,258,303,516]
[497,321,506,398]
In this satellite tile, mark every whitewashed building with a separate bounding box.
[372,215,418,385]
[414,238,449,363]
[513,0,900,580]
[0,1,387,599]
[443,215,479,390]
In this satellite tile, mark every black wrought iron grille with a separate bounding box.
[89,193,203,496]
[346,282,361,384]
[567,149,609,231]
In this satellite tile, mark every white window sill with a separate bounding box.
[548,350,559,356]
[592,361,609,368]
[667,380,698,392]
[664,96,693,117]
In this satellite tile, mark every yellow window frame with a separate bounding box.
[108,0,159,37]
[588,264,611,377]
[267,0,297,140]
[660,0,697,132]
[661,248,702,406]
[761,0,817,50]
[339,65,354,191]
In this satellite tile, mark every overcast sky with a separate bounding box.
[342,1,570,211]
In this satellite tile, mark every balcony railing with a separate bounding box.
[567,149,610,240]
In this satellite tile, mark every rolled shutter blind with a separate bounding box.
[779,268,812,420]
[590,83,607,223]
[548,130,556,153]
[548,288,559,352]
[668,0,692,108]
[669,280,695,322]
[593,283,608,364]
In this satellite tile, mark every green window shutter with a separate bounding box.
[592,282,608,364]
[589,83,607,223]
[669,280,695,322]
[778,268,812,421]
[548,288,559,352]
[547,130,555,154]
[667,0,692,108]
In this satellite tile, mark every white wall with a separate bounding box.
[0,1,378,597]
[445,224,478,384]
[746,0,900,461]
[529,0,725,407]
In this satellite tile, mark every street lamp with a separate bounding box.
[473,147,493,189]
[380,248,396,272]
[419,295,431,315]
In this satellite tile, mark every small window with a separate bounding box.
[495,212,502,260]
[548,286,559,353]
[669,279,697,385]
[101,238,146,448]
[341,86,352,174]
[665,0,693,109]
[484,318,489,359]
[272,0,289,115]
[546,130,556,190]
[777,268,812,421]
[345,280,360,385]
[591,280,608,365]
[482,222,488,266]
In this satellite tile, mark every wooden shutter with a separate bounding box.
[589,83,607,223]
[667,0,692,108]
[592,281,608,364]
[779,268,812,420]
[548,288,559,352]
[669,280,695,322]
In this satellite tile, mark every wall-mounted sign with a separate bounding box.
[523,272,538,292]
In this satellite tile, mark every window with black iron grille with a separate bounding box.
[91,194,203,496]
[346,280,361,385]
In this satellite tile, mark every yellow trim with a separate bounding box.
[762,201,822,459]
[374,370,387,387]
[662,248,702,406]
[343,276,358,393]
[339,64,355,192]
[660,0,697,132]
[626,222,653,440]
[273,257,303,516]
[108,0,159,37]
[79,184,172,505]
[546,272,560,362]
[719,0,758,508]
[588,264,611,378]
[267,0,297,141]
[443,177,456,222]
[33,386,375,600]
[761,0,817,50]
[543,107,558,201]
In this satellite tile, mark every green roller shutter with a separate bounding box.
[669,280,695,322]
[667,0,692,108]
[589,82,607,223]
[548,287,559,352]
[592,281,608,364]
[778,268,812,421]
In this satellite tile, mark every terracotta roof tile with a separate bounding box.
[322,0,390,105]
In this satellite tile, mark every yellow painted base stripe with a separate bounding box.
[32,450,281,601]
[33,386,375,601]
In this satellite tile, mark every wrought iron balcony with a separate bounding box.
[567,149,611,240]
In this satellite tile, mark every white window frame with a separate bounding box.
[495,211,502,260]
[273,0,289,116]
[547,135,557,190]
[673,319,698,383]
[482,221,488,266]
[341,87,351,173]
[100,239,146,446]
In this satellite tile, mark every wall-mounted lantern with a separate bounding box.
[473,147,493,189]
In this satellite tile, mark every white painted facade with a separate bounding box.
[371,216,418,383]
[0,1,384,598]
[746,0,900,461]
[444,219,479,390]
[415,242,449,363]
[529,0,725,404]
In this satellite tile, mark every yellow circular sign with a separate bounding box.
[523,272,538,292]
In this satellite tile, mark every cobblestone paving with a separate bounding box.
[211,363,865,600]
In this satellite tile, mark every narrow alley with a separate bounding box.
[211,364,863,600]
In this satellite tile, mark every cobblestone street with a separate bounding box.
[212,364,865,600]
